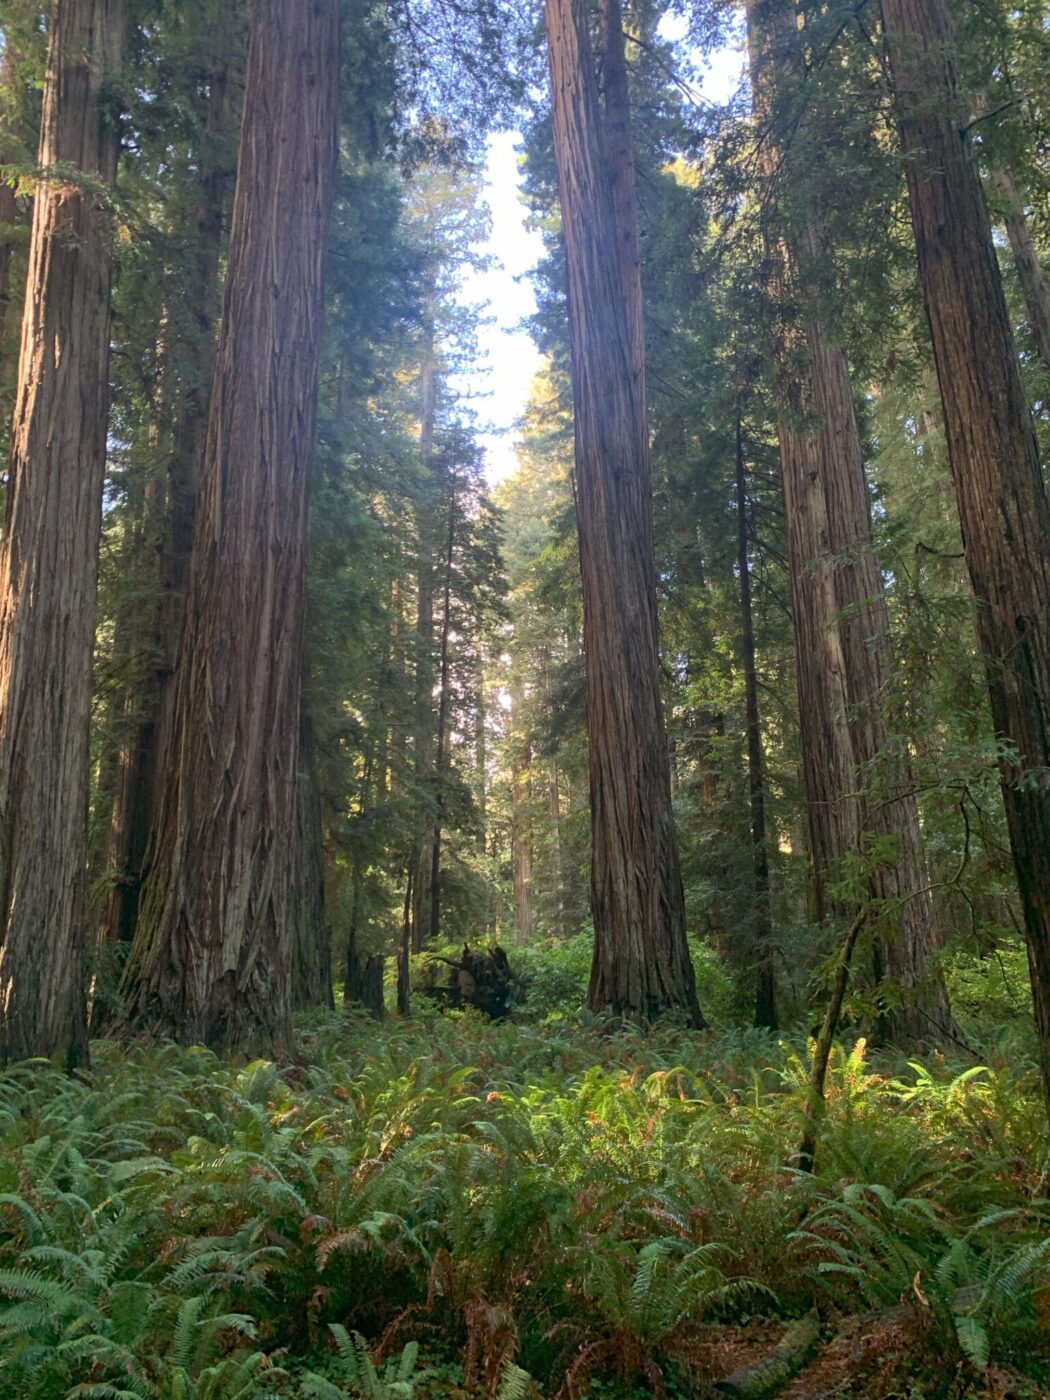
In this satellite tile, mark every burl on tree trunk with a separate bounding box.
[545,0,703,1027]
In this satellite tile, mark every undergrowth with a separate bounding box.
[0,1011,1047,1398]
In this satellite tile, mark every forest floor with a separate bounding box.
[0,1003,1048,1399]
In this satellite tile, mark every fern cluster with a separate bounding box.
[0,1014,1047,1398]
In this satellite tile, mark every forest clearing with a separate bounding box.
[0,0,1048,1395]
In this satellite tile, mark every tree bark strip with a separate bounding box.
[545,0,703,1026]
[0,0,124,1064]
[122,0,340,1050]
[881,0,1050,1108]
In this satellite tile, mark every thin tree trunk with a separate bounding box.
[538,646,564,926]
[0,39,29,420]
[409,331,438,952]
[387,576,406,796]
[0,0,124,1065]
[797,907,867,1173]
[747,0,950,1046]
[545,0,703,1026]
[99,0,244,949]
[736,408,777,1031]
[292,713,333,1010]
[988,163,1050,372]
[511,680,533,947]
[397,870,412,1015]
[429,471,456,948]
[513,769,533,946]
[882,0,1050,1108]
[475,658,486,838]
[122,0,340,1050]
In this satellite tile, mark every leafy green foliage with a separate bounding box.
[0,1019,1045,1397]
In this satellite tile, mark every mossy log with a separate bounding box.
[715,1312,820,1399]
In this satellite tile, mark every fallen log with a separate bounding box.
[715,1312,820,1399]
[713,1286,980,1399]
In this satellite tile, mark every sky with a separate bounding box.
[460,26,747,485]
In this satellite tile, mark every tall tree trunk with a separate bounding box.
[747,0,950,1046]
[513,760,533,946]
[122,0,340,1050]
[99,0,244,949]
[736,408,777,1031]
[475,657,487,838]
[881,0,1050,1105]
[428,472,456,948]
[410,325,438,951]
[988,163,1050,372]
[397,870,412,1015]
[292,713,332,1010]
[539,646,565,927]
[0,0,124,1065]
[545,0,703,1026]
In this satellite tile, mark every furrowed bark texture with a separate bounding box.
[882,0,1050,1103]
[100,2,244,949]
[123,0,340,1050]
[0,0,124,1064]
[747,0,950,1045]
[545,0,702,1026]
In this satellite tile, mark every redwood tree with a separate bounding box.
[747,0,951,1045]
[545,0,702,1025]
[100,0,244,950]
[881,0,1050,1103]
[122,0,340,1049]
[0,0,124,1064]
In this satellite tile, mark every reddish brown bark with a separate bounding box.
[545,0,702,1025]
[882,0,1050,1105]
[747,0,950,1045]
[122,0,340,1050]
[99,0,244,950]
[0,0,124,1064]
